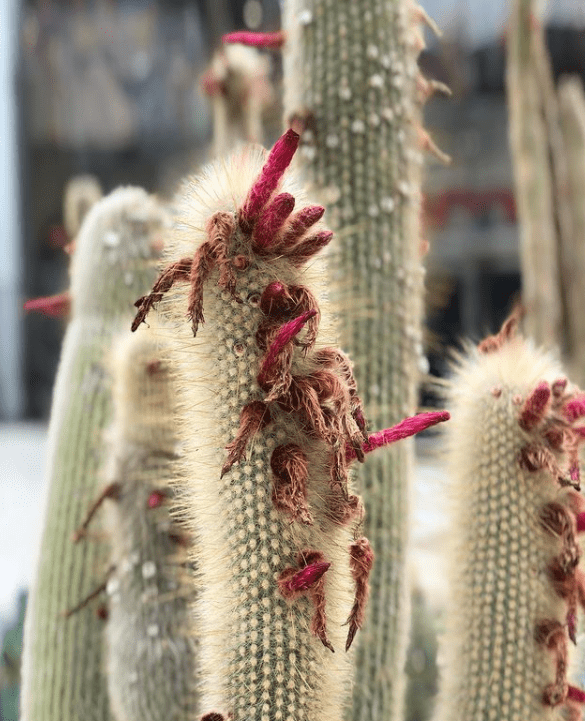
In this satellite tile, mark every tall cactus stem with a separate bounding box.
[277,2,441,719]
[506,0,563,347]
[557,77,585,386]
[62,174,103,247]
[20,187,167,721]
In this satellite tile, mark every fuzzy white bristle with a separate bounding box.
[435,335,584,721]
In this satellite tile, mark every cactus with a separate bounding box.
[434,315,585,721]
[71,327,198,721]
[201,44,275,157]
[557,77,585,386]
[273,3,446,720]
[132,129,448,721]
[404,586,439,721]
[20,187,167,721]
[506,0,563,347]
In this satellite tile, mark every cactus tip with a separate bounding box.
[240,129,300,227]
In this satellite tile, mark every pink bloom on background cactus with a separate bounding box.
[133,129,448,721]
[24,291,71,318]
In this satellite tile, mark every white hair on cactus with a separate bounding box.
[133,131,447,721]
[70,186,168,318]
[138,133,363,721]
[436,324,585,721]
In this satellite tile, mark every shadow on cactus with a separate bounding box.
[132,129,448,721]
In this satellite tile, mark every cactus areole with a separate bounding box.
[133,130,448,721]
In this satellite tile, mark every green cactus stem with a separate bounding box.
[557,77,585,387]
[71,328,198,721]
[274,3,446,720]
[506,0,563,347]
[20,187,167,721]
[132,130,448,721]
[434,315,585,721]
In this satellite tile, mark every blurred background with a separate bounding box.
[0,0,584,718]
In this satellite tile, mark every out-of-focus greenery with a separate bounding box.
[405,588,439,721]
[0,592,27,721]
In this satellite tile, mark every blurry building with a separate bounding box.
[421,26,585,379]
[17,0,279,419]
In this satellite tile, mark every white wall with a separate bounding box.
[0,0,24,419]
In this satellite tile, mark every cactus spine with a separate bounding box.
[434,318,585,721]
[20,187,167,721]
[278,3,439,719]
[133,131,446,721]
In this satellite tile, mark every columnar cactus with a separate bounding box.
[557,77,585,386]
[434,316,585,721]
[72,328,198,721]
[277,4,444,720]
[132,130,448,721]
[506,0,562,347]
[20,187,167,721]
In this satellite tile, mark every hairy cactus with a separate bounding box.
[20,187,167,721]
[434,315,585,721]
[71,328,198,721]
[132,129,448,721]
[226,0,447,707]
